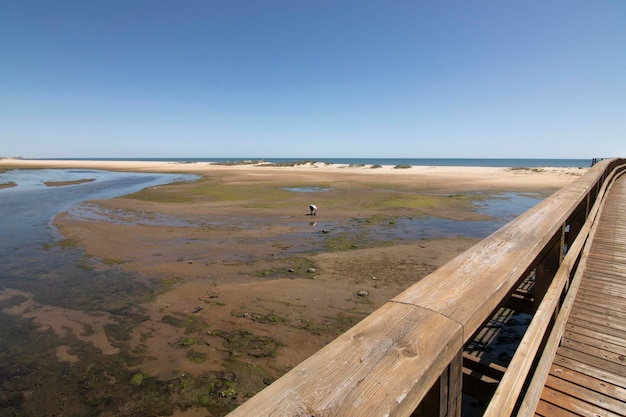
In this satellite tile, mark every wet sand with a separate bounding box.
[0,159,586,416]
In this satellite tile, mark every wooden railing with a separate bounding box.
[226,158,626,417]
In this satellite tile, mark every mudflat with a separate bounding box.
[0,159,586,416]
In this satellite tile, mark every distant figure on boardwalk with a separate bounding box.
[309,204,317,215]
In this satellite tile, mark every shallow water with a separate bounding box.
[281,186,333,193]
[57,189,543,266]
[0,169,198,258]
[0,168,198,306]
[0,169,203,416]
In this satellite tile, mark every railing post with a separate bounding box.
[411,349,462,417]
[533,228,564,313]
[447,349,463,417]
[565,204,586,251]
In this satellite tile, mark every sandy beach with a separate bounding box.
[0,158,586,191]
[0,159,586,416]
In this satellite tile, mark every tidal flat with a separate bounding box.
[0,161,583,416]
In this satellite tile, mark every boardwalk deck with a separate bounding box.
[535,175,626,417]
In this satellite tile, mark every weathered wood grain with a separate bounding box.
[538,386,623,417]
[544,373,626,415]
[550,364,626,401]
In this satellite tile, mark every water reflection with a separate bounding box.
[0,169,198,258]
[1,168,197,299]
[474,192,543,221]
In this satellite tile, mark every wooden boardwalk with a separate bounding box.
[535,175,626,417]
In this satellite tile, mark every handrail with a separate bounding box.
[483,163,626,417]
[226,158,624,417]
[515,165,626,416]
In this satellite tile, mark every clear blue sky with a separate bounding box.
[1,1,624,159]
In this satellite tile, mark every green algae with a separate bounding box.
[101,257,125,265]
[160,312,209,335]
[130,372,145,386]
[159,276,185,289]
[231,310,287,325]
[214,330,281,358]
[53,238,79,249]
[298,314,364,336]
[177,337,196,348]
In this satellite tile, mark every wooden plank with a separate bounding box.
[462,352,506,381]
[587,245,626,255]
[577,294,626,315]
[544,373,626,415]
[585,269,626,279]
[568,307,626,332]
[581,275,626,290]
[570,302,626,323]
[585,258,626,273]
[566,316,626,341]
[583,277,626,289]
[534,400,582,417]
[587,256,626,268]
[589,240,626,249]
[586,255,626,265]
[462,368,500,404]
[566,323,626,348]
[577,292,626,308]
[580,281,626,297]
[502,292,534,314]
[561,337,626,366]
[549,364,626,401]
[562,329,626,358]
[580,274,626,288]
[584,269,626,282]
[554,351,626,389]
[580,272,626,285]
[592,232,626,241]
[570,299,626,319]
[575,294,626,315]
[558,346,626,378]
[586,259,626,270]
[539,386,624,417]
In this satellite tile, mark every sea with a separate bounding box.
[35,157,593,168]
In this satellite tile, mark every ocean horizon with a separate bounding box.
[31,157,593,168]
